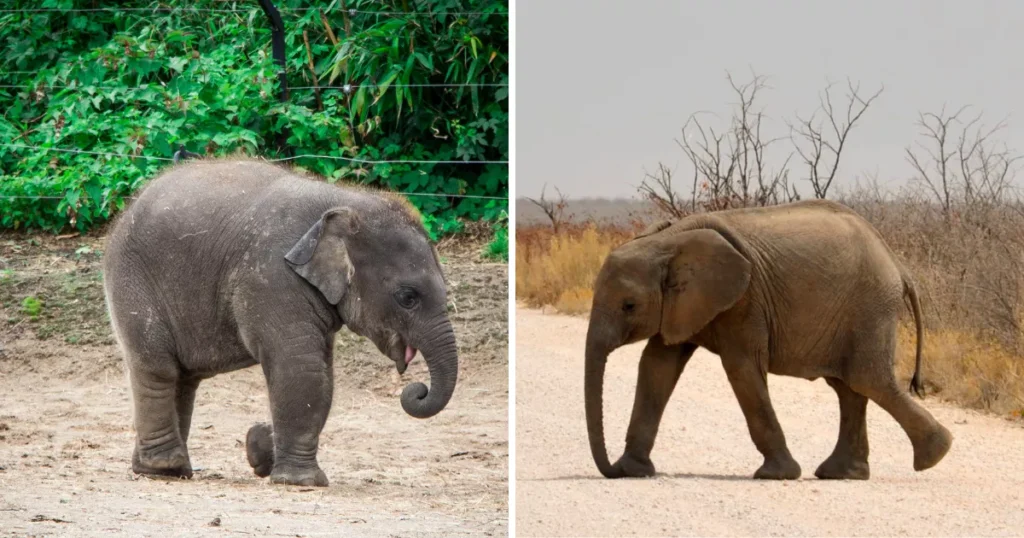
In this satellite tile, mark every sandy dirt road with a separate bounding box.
[516,308,1024,537]
[0,235,507,538]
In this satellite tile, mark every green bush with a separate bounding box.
[485,223,508,261]
[0,0,508,240]
[21,296,43,319]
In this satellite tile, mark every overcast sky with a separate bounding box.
[517,0,1024,199]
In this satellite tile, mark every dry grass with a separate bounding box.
[896,326,1024,415]
[516,223,638,314]
[517,196,1024,416]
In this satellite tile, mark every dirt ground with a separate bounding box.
[0,233,508,538]
[516,308,1024,537]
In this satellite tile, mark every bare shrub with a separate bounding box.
[525,184,569,232]
[789,79,883,199]
[639,72,881,217]
[637,163,689,218]
[905,106,1021,221]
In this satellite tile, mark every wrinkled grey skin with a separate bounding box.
[103,159,457,487]
[585,199,953,481]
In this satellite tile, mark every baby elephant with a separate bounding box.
[584,199,952,481]
[103,159,458,487]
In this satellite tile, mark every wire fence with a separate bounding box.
[0,4,508,220]
[0,143,508,166]
[0,7,506,16]
[0,191,505,201]
[0,142,509,201]
[0,82,507,91]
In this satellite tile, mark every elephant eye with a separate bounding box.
[394,287,420,309]
[622,301,636,313]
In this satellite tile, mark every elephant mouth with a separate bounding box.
[395,345,418,374]
[383,332,418,374]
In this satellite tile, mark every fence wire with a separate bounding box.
[0,82,507,91]
[0,7,505,16]
[0,5,508,207]
[0,143,507,165]
[0,191,505,201]
[0,143,508,202]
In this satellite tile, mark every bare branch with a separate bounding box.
[789,79,884,199]
[906,105,1018,219]
[525,184,568,232]
[637,163,688,219]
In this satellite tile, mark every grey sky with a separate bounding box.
[517,0,1024,199]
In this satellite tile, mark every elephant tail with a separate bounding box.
[902,271,926,398]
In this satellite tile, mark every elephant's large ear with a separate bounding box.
[284,208,360,305]
[659,229,751,345]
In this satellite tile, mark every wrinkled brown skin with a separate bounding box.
[585,199,952,481]
[103,159,458,487]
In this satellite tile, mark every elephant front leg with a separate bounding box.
[613,337,695,478]
[815,378,870,480]
[260,334,334,487]
[722,357,801,480]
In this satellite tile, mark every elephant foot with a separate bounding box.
[611,453,656,478]
[814,456,869,480]
[245,423,275,478]
[270,464,329,487]
[913,424,953,471]
[753,454,801,480]
[132,444,193,479]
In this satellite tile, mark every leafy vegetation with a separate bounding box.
[484,221,507,261]
[20,295,42,319]
[0,0,508,241]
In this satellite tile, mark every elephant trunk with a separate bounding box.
[400,316,458,419]
[584,331,623,479]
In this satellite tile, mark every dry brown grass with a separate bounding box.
[516,223,639,314]
[895,326,1024,415]
[516,196,1024,416]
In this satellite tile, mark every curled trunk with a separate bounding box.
[401,319,458,419]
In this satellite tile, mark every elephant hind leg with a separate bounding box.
[815,378,870,480]
[176,377,200,444]
[846,321,952,472]
[127,355,193,479]
[246,422,275,477]
[850,376,952,472]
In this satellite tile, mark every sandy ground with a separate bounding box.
[515,308,1024,537]
[0,234,508,538]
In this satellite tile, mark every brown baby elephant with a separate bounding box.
[584,199,952,481]
[103,158,458,487]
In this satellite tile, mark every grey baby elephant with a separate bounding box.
[103,158,458,487]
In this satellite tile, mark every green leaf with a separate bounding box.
[351,86,367,123]
[373,69,400,103]
[168,57,188,73]
[414,52,433,71]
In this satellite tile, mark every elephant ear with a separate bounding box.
[659,229,751,345]
[284,208,360,305]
